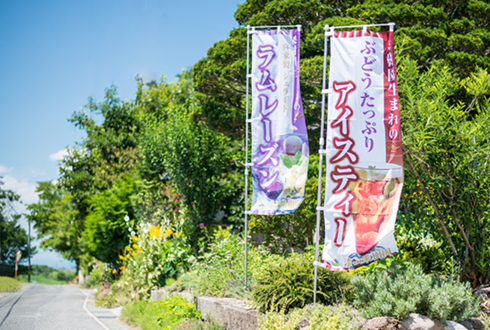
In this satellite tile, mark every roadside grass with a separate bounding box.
[121,300,224,330]
[121,294,202,330]
[0,276,22,292]
[18,274,68,285]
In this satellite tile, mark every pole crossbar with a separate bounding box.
[247,24,301,31]
[326,22,394,30]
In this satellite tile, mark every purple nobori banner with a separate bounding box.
[250,28,309,215]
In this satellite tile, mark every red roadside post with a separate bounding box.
[15,251,22,280]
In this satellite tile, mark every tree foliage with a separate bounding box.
[25,0,490,286]
[136,72,243,256]
[0,177,33,265]
[193,0,490,147]
[26,181,79,264]
[84,175,137,264]
[399,57,490,285]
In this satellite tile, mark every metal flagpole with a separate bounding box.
[244,25,251,288]
[313,24,330,304]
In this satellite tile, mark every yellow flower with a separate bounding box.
[119,255,125,260]
[149,225,162,239]
[165,227,173,237]
[112,269,117,274]
[131,236,138,242]
[120,266,126,271]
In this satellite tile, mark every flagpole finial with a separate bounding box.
[325,25,333,37]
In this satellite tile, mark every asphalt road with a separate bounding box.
[0,284,135,330]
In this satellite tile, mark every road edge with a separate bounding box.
[80,288,111,330]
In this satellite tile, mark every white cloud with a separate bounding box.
[49,149,68,162]
[2,175,39,206]
[0,164,13,174]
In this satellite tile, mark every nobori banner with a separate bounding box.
[318,29,403,270]
[250,28,309,215]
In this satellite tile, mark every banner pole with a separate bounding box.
[244,25,251,288]
[313,24,330,304]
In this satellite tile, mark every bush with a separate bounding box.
[121,294,200,330]
[251,252,353,312]
[172,231,267,299]
[84,260,114,288]
[351,264,479,321]
[122,222,192,298]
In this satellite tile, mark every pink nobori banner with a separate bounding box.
[316,30,403,271]
[250,28,309,215]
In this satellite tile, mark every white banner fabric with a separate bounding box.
[317,30,403,271]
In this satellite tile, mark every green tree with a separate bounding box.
[0,177,34,265]
[26,181,80,267]
[194,0,490,145]
[136,72,243,257]
[399,58,490,285]
[83,175,137,265]
[55,86,140,267]
[194,0,490,274]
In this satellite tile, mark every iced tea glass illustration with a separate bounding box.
[349,168,402,255]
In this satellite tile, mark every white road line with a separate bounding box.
[79,289,111,330]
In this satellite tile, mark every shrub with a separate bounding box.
[173,231,267,299]
[122,222,192,298]
[84,260,114,288]
[394,217,449,275]
[351,264,479,321]
[94,280,137,308]
[251,252,353,312]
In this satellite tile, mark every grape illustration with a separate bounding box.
[264,180,284,200]
[284,135,302,155]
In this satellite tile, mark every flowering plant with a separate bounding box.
[121,220,192,298]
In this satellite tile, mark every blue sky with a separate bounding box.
[0,0,240,268]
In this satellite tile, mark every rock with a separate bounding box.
[444,321,470,330]
[461,320,474,329]
[363,316,399,330]
[151,288,168,302]
[197,296,258,330]
[295,319,309,329]
[467,317,489,330]
[398,313,444,330]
